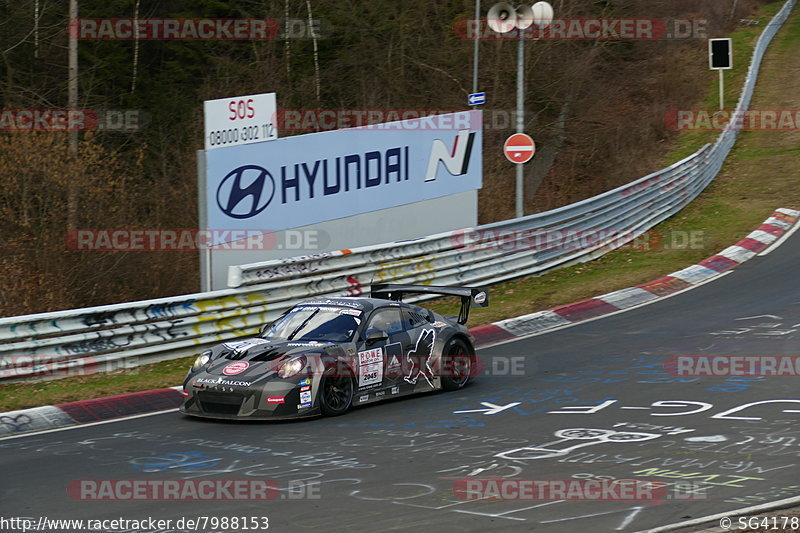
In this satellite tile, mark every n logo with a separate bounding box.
[424,129,476,182]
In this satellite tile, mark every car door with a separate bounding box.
[400,307,438,390]
[355,306,408,398]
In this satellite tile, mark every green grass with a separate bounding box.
[0,357,194,412]
[665,1,784,163]
[2,2,800,413]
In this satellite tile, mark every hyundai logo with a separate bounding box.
[216,165,275,219]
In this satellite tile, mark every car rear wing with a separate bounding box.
[370,284,488,325]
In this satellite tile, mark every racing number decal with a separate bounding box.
[358,348,383,388]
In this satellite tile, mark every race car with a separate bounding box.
[179,284,488,420]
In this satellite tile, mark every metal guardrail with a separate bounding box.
[0,0,794,382]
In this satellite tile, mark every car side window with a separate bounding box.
[403,308,431,330]
[366,308,404,336]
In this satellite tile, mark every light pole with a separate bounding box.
[487,2,554,218]
[68,0,79,230]
[473,0,481,93]
[515,30,525,217]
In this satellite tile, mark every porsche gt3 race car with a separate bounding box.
[179,284,488,420]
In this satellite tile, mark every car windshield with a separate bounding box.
[261,306,361,342]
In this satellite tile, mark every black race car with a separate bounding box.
[179,284,487,419]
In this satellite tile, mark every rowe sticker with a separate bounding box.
[358,348,383,388]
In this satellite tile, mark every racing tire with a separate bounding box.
[440,338,473,391]
[319,365,355,416]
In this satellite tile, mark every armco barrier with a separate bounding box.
[0,0,794,383]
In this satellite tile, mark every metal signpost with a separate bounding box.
[487,2,554,218]
[709,38,733,110]
[200,92,278,290]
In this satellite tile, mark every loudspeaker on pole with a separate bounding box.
[515,4,535,30]
[531,1,555,29]
[487,2,518,34]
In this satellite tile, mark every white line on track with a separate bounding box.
[641,494,800,532]
[0,408,178,441]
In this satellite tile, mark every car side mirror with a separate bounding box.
[259,322,273,337]
[365,329,388,346]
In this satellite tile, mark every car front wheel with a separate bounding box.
[319,366,354,416]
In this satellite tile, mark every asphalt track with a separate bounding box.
[3,231,800,533]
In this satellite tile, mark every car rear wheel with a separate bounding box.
[441,338,473,391]
[319,366,354,416]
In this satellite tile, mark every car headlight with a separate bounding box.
[191,350,212,371]
[277,356,307,378]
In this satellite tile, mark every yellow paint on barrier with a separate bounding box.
[195,295,246,313]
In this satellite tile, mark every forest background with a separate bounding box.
[0,0,766,315]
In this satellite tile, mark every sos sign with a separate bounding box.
[204,92,278,150]
[229,99,255,120]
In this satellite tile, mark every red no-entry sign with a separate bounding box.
[504,133,535,164]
